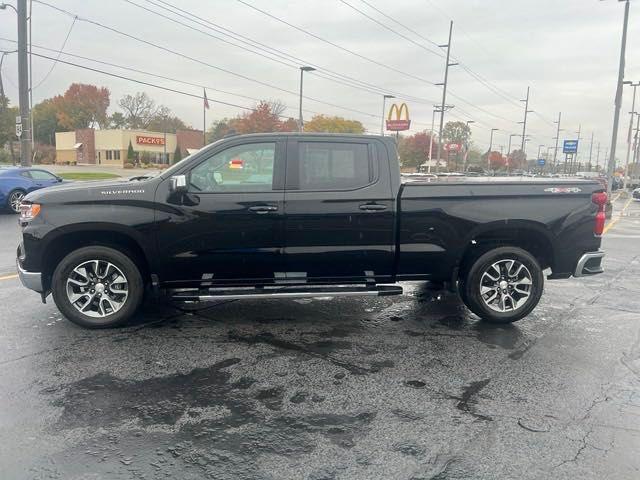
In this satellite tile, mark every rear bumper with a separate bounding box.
[16,257,43,293]
[574,250,605,277]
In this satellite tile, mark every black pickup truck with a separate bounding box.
[16,133,606,328]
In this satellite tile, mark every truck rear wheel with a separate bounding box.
[51,246,144,328]
[460,246,544,324]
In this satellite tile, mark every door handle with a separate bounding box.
[359,203,387,212]
[249,205,278,214]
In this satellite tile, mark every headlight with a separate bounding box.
[19,203,41,221]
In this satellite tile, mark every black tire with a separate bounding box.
[460,246,544,324]
[51,246,144,328]
[7,189,26,213]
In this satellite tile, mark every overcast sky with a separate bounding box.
[1,0,639,163]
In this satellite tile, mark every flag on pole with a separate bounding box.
[203,89,210,110]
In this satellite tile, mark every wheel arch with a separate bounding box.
[457,221,555,278]
[41,224,151,291]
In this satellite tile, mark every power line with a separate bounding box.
[337,0,444,58]
[235,0,439,87]
[132,0,440,106]
[31,0,388,120]
[31,14,77,89]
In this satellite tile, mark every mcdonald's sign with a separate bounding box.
[386,103,411,131]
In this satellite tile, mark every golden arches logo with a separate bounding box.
[386,103,411,131]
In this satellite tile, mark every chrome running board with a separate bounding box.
[171,285,403,302]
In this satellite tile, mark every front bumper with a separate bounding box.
[574,251,605,277]
[16,257,43,292]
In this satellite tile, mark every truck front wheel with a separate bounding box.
[460,246,544,323]
[51,246,144,328]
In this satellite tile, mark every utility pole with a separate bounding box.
[588,131,594,171]
[573,124,581,173]
[553,112,562,173]
[606,0,630,198]
[17,0,31,166]
[622,81,639,189]
[595,142,601,171]
[435,21,456,174]
[519,87,532,151]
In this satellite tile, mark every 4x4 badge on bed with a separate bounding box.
[544,187,582,193]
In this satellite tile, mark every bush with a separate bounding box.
[123,162,134,169]
[0,150,12,164]
[33,144,56,165]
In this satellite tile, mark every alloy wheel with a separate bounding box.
[10,191,24,213]
[65,260,129,318]
[479,259,533,313]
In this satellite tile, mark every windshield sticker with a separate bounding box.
[544,187,582,193]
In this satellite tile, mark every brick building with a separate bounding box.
[55,128,204,166]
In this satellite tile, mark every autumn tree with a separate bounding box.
[304,115,365,134]
[279,117,298,132]
[54,83,110,129]
[487,151,506,170]
[397,131,437,168]
[232,101,283,134]
[442,121,472,147]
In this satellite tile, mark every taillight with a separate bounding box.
[592,192,607,236]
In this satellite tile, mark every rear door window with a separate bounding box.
[293,142,376,191]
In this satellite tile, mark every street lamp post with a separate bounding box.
[380,94,394,136]
[298,66,315,132]
[622,81,640,189]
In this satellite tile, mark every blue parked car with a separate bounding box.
[0,167,64,213]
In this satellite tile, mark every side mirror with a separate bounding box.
[169,174,187,194]
[56,176,63,182]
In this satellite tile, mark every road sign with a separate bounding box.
[563,140,578,154]
[537,158,546,166]
[15,115,21,124]
[386,103,411,131]
[443,143,462,152]
[15,122,22,138]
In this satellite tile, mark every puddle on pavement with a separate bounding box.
[45,357,376,479]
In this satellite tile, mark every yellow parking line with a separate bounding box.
[603,197,633,235]
[0,274,18,281]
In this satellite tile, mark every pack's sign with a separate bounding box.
[386,103,411,131]
[136,135,165,146]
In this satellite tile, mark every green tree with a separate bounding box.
[207,118,233,142]
[466,147,483,166]
[442,121,472,147]
[127,140,135,162]
[173,144,182,164]
[304,115,365,134]
[32,98,61,144]
[0,96,19,164]
[147,108,188,133]
[108,112,127,129]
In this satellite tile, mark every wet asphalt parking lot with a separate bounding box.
[1,196,639,480]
